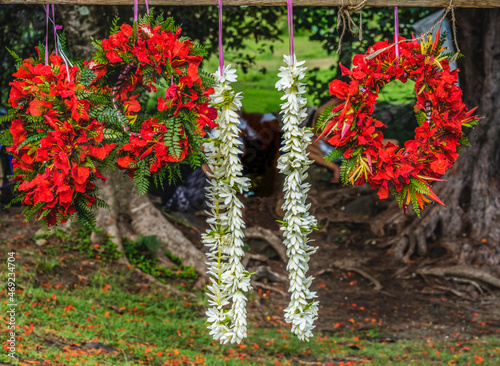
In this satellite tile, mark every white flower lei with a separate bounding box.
[202,65,251,345]
[275,54,319,341]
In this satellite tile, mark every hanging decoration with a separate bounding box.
[6,11,116,228]
[202,0,252,345]
[276,0,319,342]
[318,32,480,216]
[90,11,217,194]
[5,6,217,228]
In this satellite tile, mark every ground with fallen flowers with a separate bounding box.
[1,177,500,365]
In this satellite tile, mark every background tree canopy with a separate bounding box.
[0,5,431,106]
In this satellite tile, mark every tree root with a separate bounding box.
[251,281,287,297]
[417,265,500,289]
[433,285,469,299]
[90,171,208,285]
[242,253,270,268]
[244,226,287,263]
[315,262,383,292]
[252,265,286,283]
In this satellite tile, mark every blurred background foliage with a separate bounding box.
[1,5,434,142]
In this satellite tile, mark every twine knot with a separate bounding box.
[336,0,368,54]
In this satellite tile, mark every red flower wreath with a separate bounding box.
[7,53,116,226]
[319,33,480,215]
[90,14,217,190]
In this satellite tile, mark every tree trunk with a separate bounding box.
[58,5,208,282]
[382,9,500,276]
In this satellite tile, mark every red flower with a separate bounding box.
[7,53,116,227]
[91,17,218,181]
[319,35,480,214]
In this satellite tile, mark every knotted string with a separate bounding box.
[218,0,224,75]
[287,0,294,62]
[336,0,367,54]
[366,0,461,62]
[448,1,461,62]
[394,7,399,66]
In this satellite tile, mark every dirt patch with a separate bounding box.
[2,178,500,344]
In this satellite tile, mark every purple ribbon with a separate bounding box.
[287,0,294,62]
[134,0,138,22]
[218,0,224,75]
[145,0,149,14]
[394,7,399,65]
[45,5,49,65]
[52,5,58,55]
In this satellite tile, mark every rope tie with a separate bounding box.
[336,0,367,54]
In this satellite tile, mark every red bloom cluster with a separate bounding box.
[116,117,189,177]
[8,54,115,226]
[319,34,480,212]
[90,21,217,176]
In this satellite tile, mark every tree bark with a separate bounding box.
[58,5,208,281]
[383,9,500,275]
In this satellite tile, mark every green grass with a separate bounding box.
[2,263,500,365]
[201,34,338,113]
[200,34,416,114]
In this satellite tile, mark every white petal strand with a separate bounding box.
[203,65,252,344]
[276,54,319,341]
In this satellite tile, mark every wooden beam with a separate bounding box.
[0,0,499,8]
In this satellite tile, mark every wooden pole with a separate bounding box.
[0,0,499,7]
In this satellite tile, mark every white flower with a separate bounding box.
[203,65,251,344]
[276,55,319,341]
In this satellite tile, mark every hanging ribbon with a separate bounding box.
[287,0,294,61]
[218,0,224,75]
[52,5,58,55]
[394,7,399,66]
[44,4,72,82]
[45,5,49,65]
[134,1,149,23]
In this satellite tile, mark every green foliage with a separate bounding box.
[316,104,336,131]
[325,147,346,162]
[35,256,60,274]
[124,235,161,262]
[165,250,183,265]
[123,235,198,282]
[6,47,23,65]
[110,14,120,35]
[199,69,215,88]
[72,225,122,262]
[340,158,356,185]
[75,196,98,230]
[132,158,152,196]
[390,178,432,218]
[164,118,186,161]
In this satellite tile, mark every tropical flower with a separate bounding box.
[91,14,217,187]
[7,53,115,227]
[318,33,480,215]
[202,65,251,345]
[276,54,319,341]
